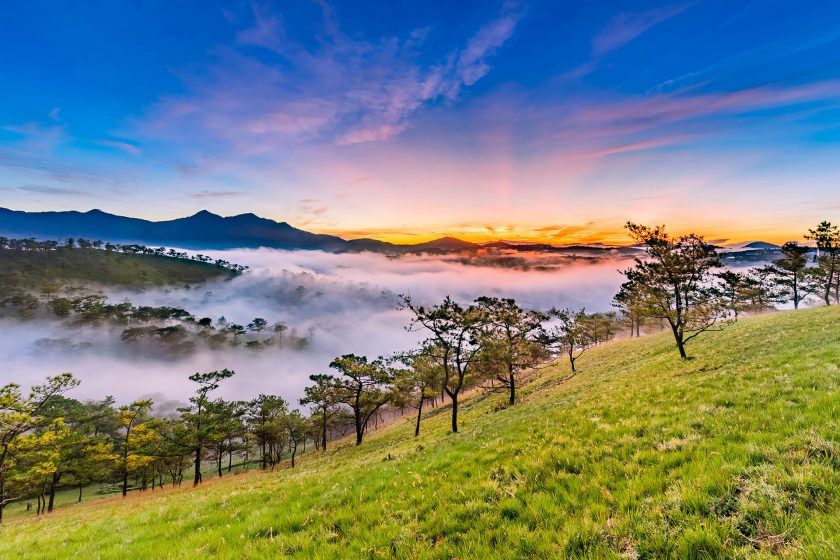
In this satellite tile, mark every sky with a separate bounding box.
[1,0,839,244]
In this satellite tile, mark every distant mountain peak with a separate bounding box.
[742,241,780,250]
[190,210,221,219]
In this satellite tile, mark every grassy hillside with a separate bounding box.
[2,307,838,559]
[0,247,235,288]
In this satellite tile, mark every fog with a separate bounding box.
[1,249,633,405]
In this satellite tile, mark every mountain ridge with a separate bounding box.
[0,207,779,256]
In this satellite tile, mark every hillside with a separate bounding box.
[0,246,235,288]
[1,307,838,558]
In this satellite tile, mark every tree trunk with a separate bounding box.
[193,447,202,486]
[355,425,363,445]
[669,322,688,359]
[676,337,687,359]
[415,396,424,437]
[451,393,459,433]
[508,363,516,405]
[47,472,58,512]
[217,446,223,478]
[122,465,129,497]
[321,410,328,451]
[78,482,83,502]
[0,479,5,524]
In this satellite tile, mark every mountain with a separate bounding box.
[0,208,352,251]
[0,208,494,253]
[402,236,479,252]
[742,241,781,250]
[3,307,838,557]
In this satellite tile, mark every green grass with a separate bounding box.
[2,307,838,559]
[0,247,234,288]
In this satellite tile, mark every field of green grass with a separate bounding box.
[2,307,838,559]
[0,247,234,288]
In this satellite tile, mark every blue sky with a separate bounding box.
[1,0,839,243]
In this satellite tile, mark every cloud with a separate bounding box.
[2,248,631,404]
[0,184,92,197]
[235,2,286,53]
[2,121,67,150]
[564,2,694,79]
[190,190,243,200]
[592,2,694,56]
[0,149,130,189]
[96,139,142,155]
[137,3,521,154]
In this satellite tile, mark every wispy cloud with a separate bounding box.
[1,121,67,150]
[0,184,93,197]
[565,2,694,79]
[138,3,522,155]
[592,2,694,56]
[190,190,243,200]
[96,139,142,155]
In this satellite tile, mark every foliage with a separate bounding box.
[617,223,732,358]
[762,241,813,309]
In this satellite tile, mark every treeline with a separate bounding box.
[0,251,310,355]
[1,219,836,521]
[0,236,249,273]
[0,286,310,356]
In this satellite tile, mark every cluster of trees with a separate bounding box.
[613,220,838,358]
[0,236,249,273]
[0,280,310,357]
[0,370,318,522]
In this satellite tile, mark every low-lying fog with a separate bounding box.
[3,249,634,405]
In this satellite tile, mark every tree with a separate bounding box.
[179,369,235,486]
[115,399,153,497]
[246,395,288,469]
[393,348,444,437]
[543,308,616,372]
[764,242,812,309]
[0,373,78,523]
[805,221,840,306]
[205,399,246,478]
[400,295,486,433]
[329,354,394,445]
[739,267,782,312]
[247,318,268,333]
[300,374,338,451]
[24,418,109,512]
[613,279,646,337]
[31,396,112,509]
[618,223,730,359]
[716,270,751,318]
[474,297,545,405]
[283,411,306,468]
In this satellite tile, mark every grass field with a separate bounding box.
[0,247,235,288]
[1,306,838,559]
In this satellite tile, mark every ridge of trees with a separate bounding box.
[0,236,249,273]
